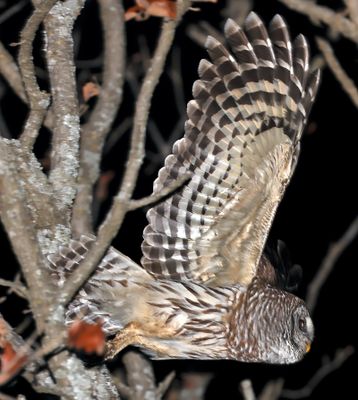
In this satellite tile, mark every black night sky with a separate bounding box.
[0,0,357,398]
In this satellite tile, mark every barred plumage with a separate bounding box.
[141,13,319,287]
[49,13,318,364]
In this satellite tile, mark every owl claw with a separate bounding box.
[104,329,136,360]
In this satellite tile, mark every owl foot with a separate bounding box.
[104,322,177,360]
[105,326,138,360]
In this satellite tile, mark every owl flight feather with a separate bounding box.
[49,13,319,364]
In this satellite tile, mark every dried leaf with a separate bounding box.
[125,0,177,21]
[67,320,106,356]
[82,82,100,102]
[0,342,28,386]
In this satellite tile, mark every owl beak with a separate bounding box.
[305,342,311,353]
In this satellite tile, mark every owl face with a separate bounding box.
[231,285,314,364]
[263,299,314,364]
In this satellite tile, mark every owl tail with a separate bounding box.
[47,235,151,335]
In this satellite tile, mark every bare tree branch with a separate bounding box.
[0,41,55,132]
[240,379,256,400]
[258,379,284,400]
[56,0,191,311]
[18,0,55,150]
[0,42,27,103]
[307,215,358,312]
[0,278,28,299]
[116,352,174,400]
[128,173,190,211]
[42,0,84,226]
[187,20,224,47]
[72,0,126,236]
[117,0,190,204]
[0,141,54,331]
[0,0,28,25]
[344,0,358,26]
[281,347,354,399]
[316,37,358,109]
[221,0,252,25]
[279,0,358,43]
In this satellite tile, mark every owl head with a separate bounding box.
[264,299,314,364]
[239,284,314,364]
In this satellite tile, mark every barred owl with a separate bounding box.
[49,13,319,364]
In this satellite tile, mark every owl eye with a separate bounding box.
[298,317,307,333]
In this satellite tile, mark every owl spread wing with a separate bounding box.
[141,13,320,286]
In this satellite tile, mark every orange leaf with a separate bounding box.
[0,342,28,386]
[67,320,106,356]
[125,0,176,21]
[147,0,176,19]
[125,5,144,21]
[82,82,100,103]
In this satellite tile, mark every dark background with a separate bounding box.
[0,0,357,398]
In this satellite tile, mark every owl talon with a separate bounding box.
[104,326,138,360]
[104,341,120,360]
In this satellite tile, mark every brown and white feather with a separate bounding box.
[141,13,319,286]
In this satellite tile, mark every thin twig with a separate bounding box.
[316,37,358,109]
[156,371,176,397]
[0,278,28,300]
[18,0,56,150]
[72,0,126,235]
[56,0,191,310]
[240,379,257,400]
[128,173,190,211]
[344,0,358,27]
[0,41,54,131]
[117,0,190,203]
[281,347,354,399]
[0,0,29,25]
[187,20,224,47]
[221,0,252,25]
[279,0,358,43]
[0,42,27,103]
[258,379,284,400]
[307,215,358,312]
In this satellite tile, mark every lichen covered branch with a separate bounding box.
[44,0,85,226]
[0,140,55,330]
[18,0,56,150]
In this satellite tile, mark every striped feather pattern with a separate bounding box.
[141,13,320,286]
[48,235,149,334]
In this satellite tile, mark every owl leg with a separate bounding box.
[104,322,176,360]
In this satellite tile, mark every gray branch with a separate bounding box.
[0,140,55,331]
[279,0,358,43]
[316,37,358,110]
[44,0,85,226]
[116,352,174,400]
